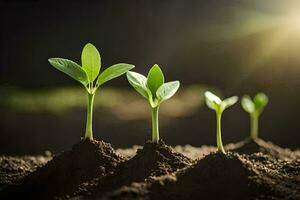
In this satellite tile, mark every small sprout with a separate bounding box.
[241,93,269,140]
[204,91,238,154]
[48,43,134,140]
[127,64,180,143]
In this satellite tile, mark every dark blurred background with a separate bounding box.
[1,0,300,155]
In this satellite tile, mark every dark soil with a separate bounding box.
[226,138,300,159]
[0,154,51,190]
[74,140,192,198]
[0,139,125,199]
[0,139,299,200]
[104,152,300,200]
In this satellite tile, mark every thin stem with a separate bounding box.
[250,113,259,139]
[151,106,159,143]
[216,111,226,154]
[85,92,95,140]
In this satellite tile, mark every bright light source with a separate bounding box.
[280,12,300,32]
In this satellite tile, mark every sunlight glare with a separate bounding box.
[280,12,300,33]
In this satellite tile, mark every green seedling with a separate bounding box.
[48,43,134,140]
[204,91,238,154]
[127,64,180,143]
[241,93,268,139]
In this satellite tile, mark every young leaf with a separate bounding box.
[156,81,180,102]
[254,93,268,112]
[81,43,101,82]
[204,91,221,110]
[97,63,134,86]
[242,93,268,139]
[127,71,152,99]
[221,96,238,110]
[241,95,255,113]
[48,58,88,85]
[146,64,164,95]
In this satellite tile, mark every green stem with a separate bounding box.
[85,93,95,140]
[216,111,226,154]
[250,113,259,139]
[151,106,159,143]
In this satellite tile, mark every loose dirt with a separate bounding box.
[1,139,299,200]
[0,139,124,199]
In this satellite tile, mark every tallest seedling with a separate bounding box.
[48,43,134,140]
[127,64,180,143]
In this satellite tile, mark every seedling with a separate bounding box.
[48,43,134,140]
[204,91,238,154]
[127,64,180,143]
[241,93,268,139]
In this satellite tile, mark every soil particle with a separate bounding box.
[226,138,300,159]
[75,140,192,199]
[1,139,125,199]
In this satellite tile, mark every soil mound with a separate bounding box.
[1,139,124,199]
[150,152,258,200]
[76,140,192,199]
[125,140,192,177]
[226,138,300,159]
[103,152,300,200]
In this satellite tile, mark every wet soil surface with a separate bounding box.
[0,139,299,200]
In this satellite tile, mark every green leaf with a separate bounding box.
[48,58,88,85]
[204,91,221,110]
[221,96,238,110]
[97,63,134,86]
[241,95,254,113]
[254,93,268,113]
[146,64,164,96]
[81,43,101,82]
[156,81,180,103]
[126,71,152,99]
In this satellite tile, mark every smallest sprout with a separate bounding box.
[205,91,238,154]
[241,93,269,140]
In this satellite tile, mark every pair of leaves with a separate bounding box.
[48,43,134,90]
[241,93,268,115]
[205,91,238,112]
[127,64,180,107]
